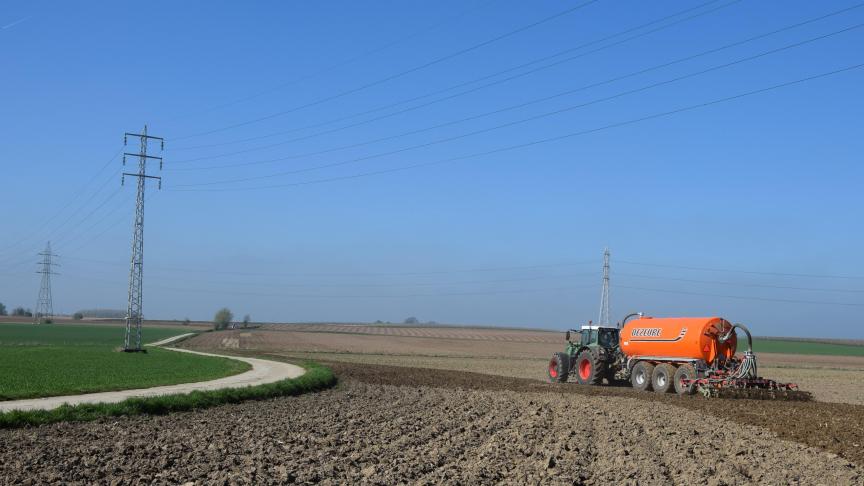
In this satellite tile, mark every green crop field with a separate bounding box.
[751,337,864,357]
[0,323,186,346]
[0,323,250,401]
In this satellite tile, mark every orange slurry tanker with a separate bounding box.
[547,313,811,400]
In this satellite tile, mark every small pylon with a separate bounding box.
[34,242,59,324]
[598,248,610,326]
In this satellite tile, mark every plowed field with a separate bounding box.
[1,362,860,484]
[4,325,863,484]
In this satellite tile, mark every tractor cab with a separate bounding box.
[566,325,619,351]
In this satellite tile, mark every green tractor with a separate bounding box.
[547,324,624,384]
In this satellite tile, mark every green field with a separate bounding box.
[751,337,864,357]
[0,323,186,346]
[0,323,250,401]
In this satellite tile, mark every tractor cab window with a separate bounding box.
[598,329,618,348]
[581,331,592,346]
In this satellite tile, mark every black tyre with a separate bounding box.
[673,363,698,395]
[652,363,676,394]
[574,350,605,386]
[548,352,569,383]
[630,361,654,392]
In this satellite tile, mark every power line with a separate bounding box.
[157,0,496,124]
[53,199,133,253]
[47,187,124,248]
[0,189,132,274]
[57,263,600,289]
[616,272,864,293]
[617,284,864,307]
[59,255,600,277]
[170,1,601,140]
[168,61,864,192]
[170,20,864,177]
[617,260,864,280]
[170,0,739,152]
[0,149,121,260]
[75,274,599,299]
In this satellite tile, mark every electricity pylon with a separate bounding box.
[122,125,163,352]
[598,247,610,326]
[34,241,59,324]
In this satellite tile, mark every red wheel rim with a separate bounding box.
[579,359,591,380]
[548,359,558,378]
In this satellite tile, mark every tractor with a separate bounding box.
[547,323,624,385]
[546,313,811,400]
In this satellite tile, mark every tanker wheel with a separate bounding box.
[630,361,654,392]
[547,352,569,383]
[651,363,676,394]
[673,363,697,395]
[574,350,605,386]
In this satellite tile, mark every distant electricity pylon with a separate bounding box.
[34,241,59,324]
[121,125,163,352]
[598,247,610,326]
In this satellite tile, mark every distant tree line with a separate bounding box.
[0,302,33,317]
[10,307,32,317]
[74,309,126,319]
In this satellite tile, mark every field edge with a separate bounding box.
[0,361,336,429]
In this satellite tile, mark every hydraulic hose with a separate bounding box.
[719,322,753,354]
[719,322,757,379]
[619,312,643,329]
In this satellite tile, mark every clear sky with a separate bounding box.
[1,1,862,337]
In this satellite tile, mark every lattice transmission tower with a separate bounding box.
[34,241,59,324]
[121,125,163,352]
[598,247,610,326]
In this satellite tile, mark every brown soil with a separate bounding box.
[4,325,861,484]
[0,360,860,484]
[183,328,864,405]
[324,360,864,468]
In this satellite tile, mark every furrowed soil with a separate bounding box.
[5,325,862,484]
[0,361,860,485]
[186,327,864,405]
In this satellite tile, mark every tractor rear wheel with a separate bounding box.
[652,363,676,393]
[631,361,654,392]
[673,364,697,395]
[547,352,569,383]
[575,350,605,386]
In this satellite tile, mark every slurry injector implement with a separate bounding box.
[547,314,811,400]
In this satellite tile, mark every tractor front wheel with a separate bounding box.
[574,350,604,386]
[548,352,569,383]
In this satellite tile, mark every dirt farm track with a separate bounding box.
[3,324,864,484]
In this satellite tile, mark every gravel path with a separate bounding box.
[0,349,304,412]
[145,333,197,347]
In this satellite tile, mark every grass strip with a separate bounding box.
[0,347,251,401]
[0,361,335,429]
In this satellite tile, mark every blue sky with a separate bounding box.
[1,1,862,337]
